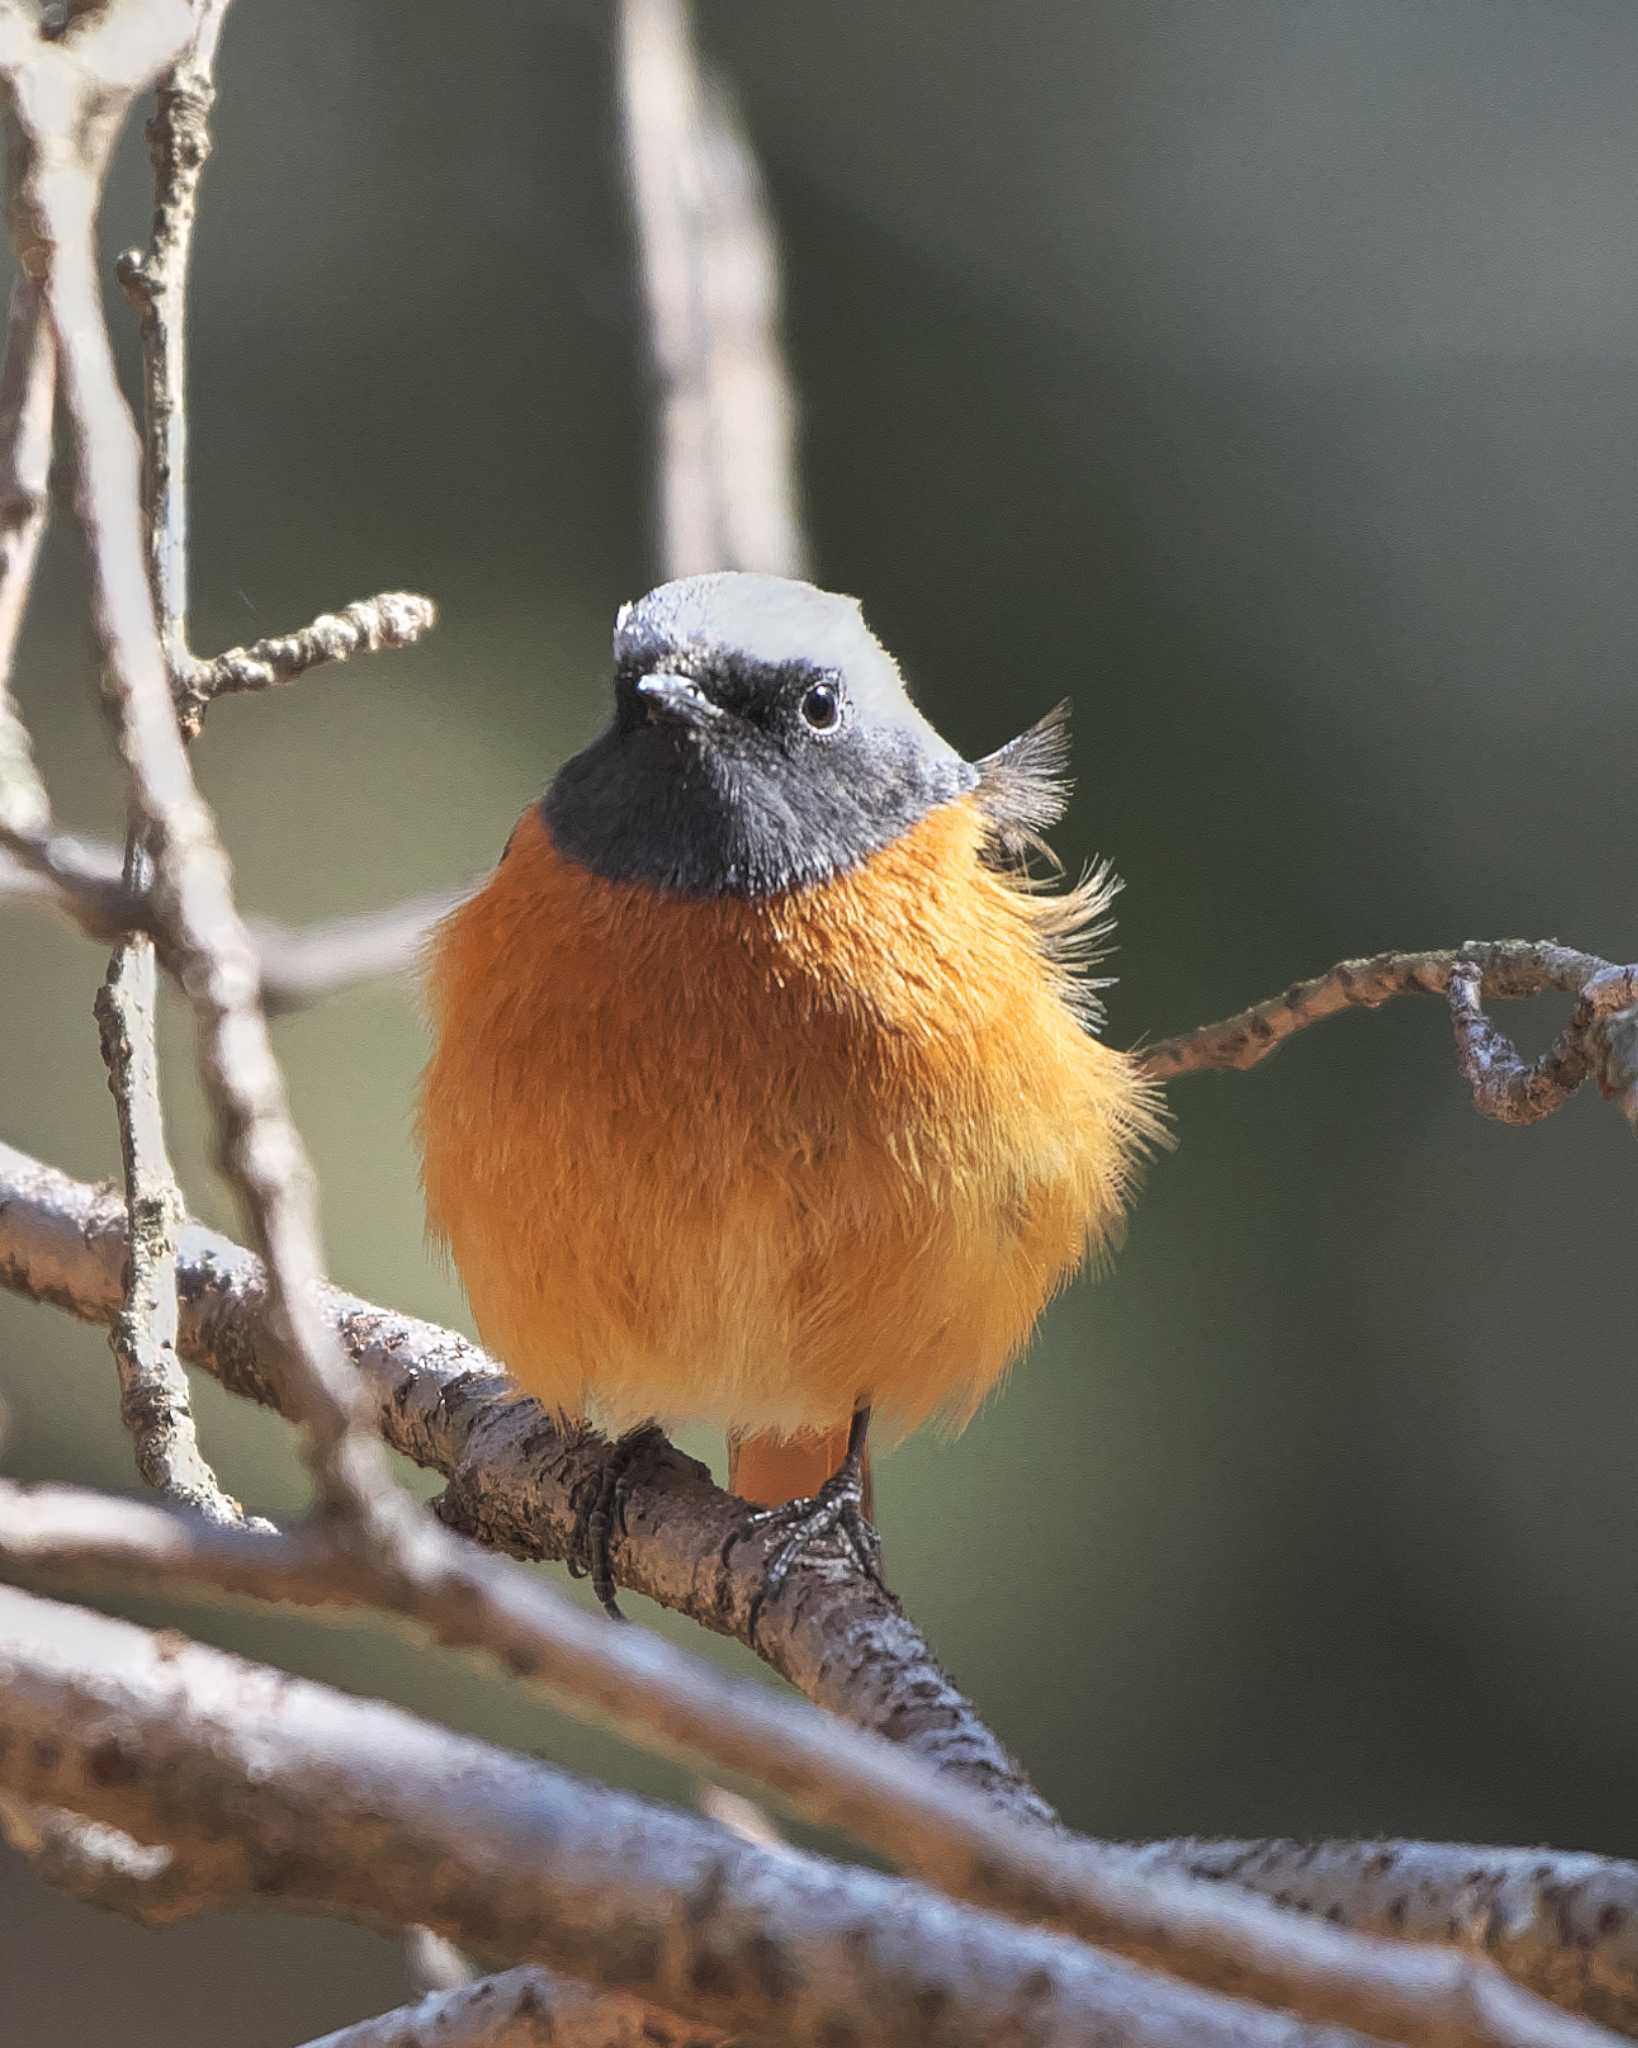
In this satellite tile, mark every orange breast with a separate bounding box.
[417,799,1159,1440]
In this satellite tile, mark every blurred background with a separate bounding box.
[4,1,1638,2038]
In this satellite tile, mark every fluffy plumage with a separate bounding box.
[419,795,1162,1444]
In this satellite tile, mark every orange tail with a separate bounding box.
[728,1425,875,1518]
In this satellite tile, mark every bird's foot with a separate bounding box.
[743,1450,883,1642]
[567,1420,669,1620]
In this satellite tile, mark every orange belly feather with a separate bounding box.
[418,798,1159,1442]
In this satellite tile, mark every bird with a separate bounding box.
[418,571,1163,1621]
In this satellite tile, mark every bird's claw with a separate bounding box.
[743,1458,883,1641]
[567,1420,669,1620]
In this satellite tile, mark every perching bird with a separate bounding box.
[418,573,1162,1618]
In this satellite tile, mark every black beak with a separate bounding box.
[636,671,725,728]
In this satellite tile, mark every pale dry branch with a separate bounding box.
[0,1475,1626,2048]
[0,830,456,1009]
[94,919,249,1520]
[183,590,437,711]
[253,885,464,1014]
[1143,942,1638,1134]
[6,1144,1637,2043]
[0,823,141,932]
[619,0,807,579]
[0,272,54,830]
[1128,1841,1638,2042]
[114,0,231,695]
[1,1581,1419,2048]
[0,0,407,1532]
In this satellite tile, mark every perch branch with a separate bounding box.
[4,1145,1633,2038]
[0,1133,1052,1817]
[618,0,807,579]
[1,1474,1628,2048]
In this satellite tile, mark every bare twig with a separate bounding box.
[90,0,271,1526]
[0,824,141,931]
[253,884,465,1014]
[0,0,405,1530]
[114,0,230,699]
[0,271,53,826]
[1,1476,1626,2048]
[94,927,250,1519]
[1144,943,1638,1134]
[1,832,456,1010]
[1,1582,1397,2048]
[185,589,437,709]
[619,0,807,579]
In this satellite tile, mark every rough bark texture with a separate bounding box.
[0,1584,1383,2048]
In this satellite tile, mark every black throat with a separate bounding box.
[540,710,977,899]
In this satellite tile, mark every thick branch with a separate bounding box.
[2,1476,1625,2048]
[1130,1842,1638,2043]
[0,1582,1381,2048]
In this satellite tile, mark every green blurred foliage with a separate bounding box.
[4,2,1638,2039]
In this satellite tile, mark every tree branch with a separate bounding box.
[1,0,408,1533]
[1143,942,1638,1134]
[619,0,807,579]
[1128,1841,1638,2043]
[1,830,457,1011]
[0,271,53,829]
[182,589,437,709]
[2,1475,1628,2048]
[252,885,465,1015]
[2,1580,1406,2048]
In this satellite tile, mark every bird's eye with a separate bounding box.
[799,681,841,732]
